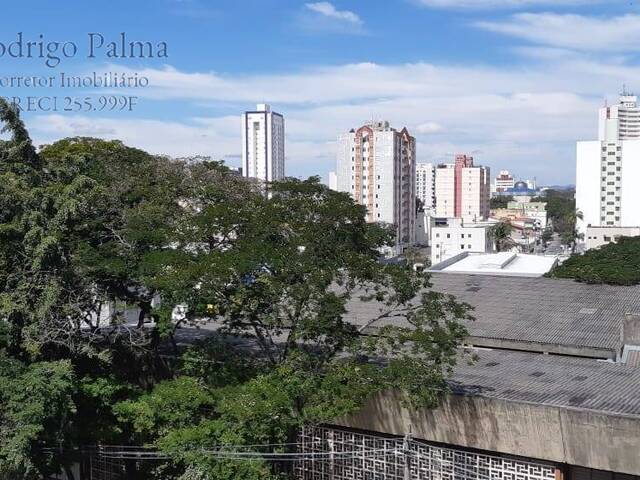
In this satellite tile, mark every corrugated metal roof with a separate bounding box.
[452,349,640,417]
[345,274,640,353]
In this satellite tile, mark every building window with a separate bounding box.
[460,245,465,249]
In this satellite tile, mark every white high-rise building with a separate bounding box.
[328,171,338,191]
[577,92,640,238]
[241,103,285,182]
[434,154,490,222]
[416,163,435,210]
[598,89,640,142]
[335,120,416,251]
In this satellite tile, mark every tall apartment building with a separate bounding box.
[493,170,515,194]
[416,163,435,210]
[598,89,640,141]
[335,120,416,251]
[576,92,640,237]
[241,103,285,182]
[434,154,490,222]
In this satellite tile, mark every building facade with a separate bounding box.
[416,163,435,210]
[577,93,640,238]
[599,90,640,142]
[335,121,416,251]
[493,169,515,194]
[585,226,640,250]
[435,154,490,222]
[430,217,493,265]
[328,171,337,191]
[241,103,285,182]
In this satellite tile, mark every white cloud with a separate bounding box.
[305,2,362,25]
[415,122,444,134]
[30,53,640,185]
[416,0,600,9]
[477,13,640,52]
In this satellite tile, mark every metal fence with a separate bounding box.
[295,425,558,480]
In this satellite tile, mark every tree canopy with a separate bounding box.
[548,236,640,285]
[0,97,472,479]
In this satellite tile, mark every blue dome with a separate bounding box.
[514,181,528,190]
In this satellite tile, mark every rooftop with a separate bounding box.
[430,252,557,277]
[453,348,640,418]
[347,273,640,358]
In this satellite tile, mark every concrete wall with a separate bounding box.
[334,390,640,476]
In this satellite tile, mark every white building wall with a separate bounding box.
[336,132,355,193]
[435,165,455,217]
[328,171,338,191]
[416,163,435,209]
[620,140,640,228]
[576,141,603,236]
[430,220,491,265]
[241,103,285,182]
[586,226,640,250]
[375,131,396,224]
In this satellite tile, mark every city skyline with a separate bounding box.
[2,0,640,185]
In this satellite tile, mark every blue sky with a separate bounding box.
[1,0,639,184]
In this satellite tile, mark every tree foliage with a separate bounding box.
[532,189,581,248]
[548,236,640,285]
[0,355,75,479]
[490,221,513,252]
[489,195,513,210]
[0,98,472,479]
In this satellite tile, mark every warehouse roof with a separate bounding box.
[452,348,640,418]
[346,273,640,358]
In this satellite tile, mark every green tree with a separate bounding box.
[489,195,513,210]
[531,190,585,251]
[549,235,640,285]
[490,221,513,252]
[0,355,75,479]
[1,98,186,358]
[1,99,472,479]
[114,176,473,478]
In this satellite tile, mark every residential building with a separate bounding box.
[585,226,640,250]
[492,169,514,194]
[335,120,416,251]
[434,163,456,217]
[328,171,337,190]
[434,154,490,222]
[506,201,548,228]
[599,88,640,141]
[430,217,493,265]
[576,92,640,238]
[415,163,435,209]
[241,103,285,182]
